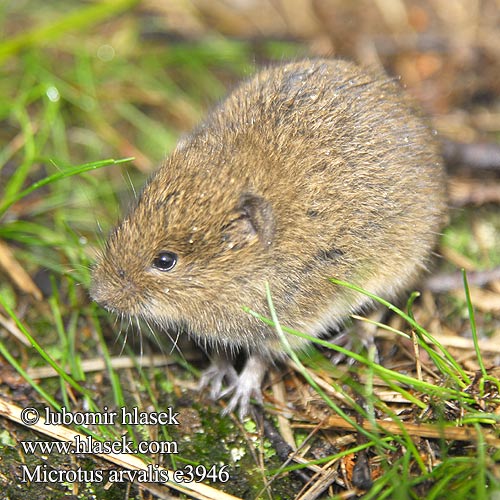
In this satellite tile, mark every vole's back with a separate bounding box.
[92,59,446,356]
[181,59,445,334]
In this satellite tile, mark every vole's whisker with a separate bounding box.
[143,318,164,354]
[168,328,182,356]
[134,316,143,359]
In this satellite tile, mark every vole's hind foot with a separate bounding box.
[199,354,267,419]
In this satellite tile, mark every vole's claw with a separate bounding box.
[199,354,267,419]
[198,359,239,400]
[222,383,263,419]
[222,355,267,418]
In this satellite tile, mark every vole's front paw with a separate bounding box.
[198,357,239,400]
[199,354,267,419]
[220,364,265,418]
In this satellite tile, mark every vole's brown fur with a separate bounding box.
[91,59,447,415]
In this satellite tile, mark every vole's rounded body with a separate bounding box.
[91,59,446,414]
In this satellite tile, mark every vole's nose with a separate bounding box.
[89,270,114,308]
[90,266,142,315]
[88,282,107,308]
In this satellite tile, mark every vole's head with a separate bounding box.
[90,143,276,342]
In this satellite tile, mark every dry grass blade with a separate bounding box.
[294,415,500,446]
[0,240,42,299]
[26,354,179,379]
[430,333,500,353]
[448,179,500,207]
[271,378,296,448]
[0,313,31,346]
[296,461,339,500]
[0,399,242,500]
[425,266,500,293]
[453,286,500,313]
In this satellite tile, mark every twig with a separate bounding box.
[425,267,500,293]
[443,139,500,171]
[26,354,181,379]
[294,415,500,446]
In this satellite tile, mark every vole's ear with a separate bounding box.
[223,193,275,250]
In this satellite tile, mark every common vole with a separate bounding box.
[91,59,446,417]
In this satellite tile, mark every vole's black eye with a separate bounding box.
[152,251,178,272]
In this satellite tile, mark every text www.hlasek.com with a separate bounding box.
[21,435,178,455]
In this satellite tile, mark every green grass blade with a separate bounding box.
[264,282,397,449]
[329,277,471,385]
[0,341,62,411]
[462,269,487,377]
[0,293,90,399]
[0,157,132,218]
[0,0,139,64]
[244,307,476,404]
[2,106,36,200]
